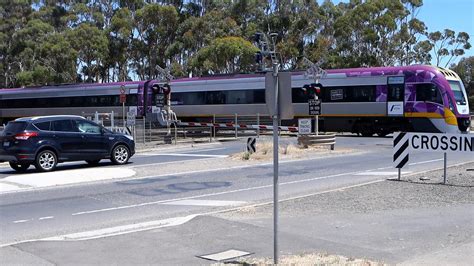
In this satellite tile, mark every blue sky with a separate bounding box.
[328,0,473,67]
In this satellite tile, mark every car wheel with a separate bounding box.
[111,145,130,165]
[86,159,101,165]
[35,150,57,172]
[9,162,30,172]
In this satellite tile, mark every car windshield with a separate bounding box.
[448,81,467,105]
[3,121,27,135]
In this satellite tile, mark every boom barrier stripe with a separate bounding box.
[177,122,298,132]
[393,132,409,168]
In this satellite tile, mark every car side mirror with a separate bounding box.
[100,128,106,135]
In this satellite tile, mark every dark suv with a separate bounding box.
[0,115,135,172]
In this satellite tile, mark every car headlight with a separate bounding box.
[124,135,134,141]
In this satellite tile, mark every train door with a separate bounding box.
[387,76,405,116]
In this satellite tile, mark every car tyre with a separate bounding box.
[9,162,30,172]
[111,145,130,165]
[35,150,57,172]
[86,159,101,166]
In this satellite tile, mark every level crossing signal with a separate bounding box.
[302,83,322,100]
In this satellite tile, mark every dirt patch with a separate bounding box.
[219,252,386,265]
[231,141,347,161]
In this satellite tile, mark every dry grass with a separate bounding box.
[216,252,386,266]
[231,141,329,161]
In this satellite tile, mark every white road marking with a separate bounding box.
[13,220,29,224]
[162,199,246,207]
[1,162,471,247]
[130,158,213,169]
[355,171,412,176]
[138,147,226,156]
[139,153,228,158]
[0,168,136,193]
[408,158,443,166]
[71,157,463,216]
[38,216,54,220]
[71,170,361,216]
[41,215,197,241]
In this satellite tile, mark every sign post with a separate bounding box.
[309,98,321,135]
[393,132,473,183]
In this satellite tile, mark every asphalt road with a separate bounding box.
[1,135,471,250]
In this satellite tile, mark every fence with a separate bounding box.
[82,111,301,145]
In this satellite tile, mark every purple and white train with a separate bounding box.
[0,65,470,136]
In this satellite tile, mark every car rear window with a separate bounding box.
[3,121,28,134]
[34,121,51,131]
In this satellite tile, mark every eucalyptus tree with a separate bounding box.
[428,29,471,67]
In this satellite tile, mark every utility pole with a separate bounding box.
[254,32,280,265]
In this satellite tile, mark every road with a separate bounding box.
[1,135,471,247]
[0,135,472,265]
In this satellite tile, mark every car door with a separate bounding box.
[51,119,83,161]
[73,120,108,158]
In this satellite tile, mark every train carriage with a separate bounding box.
[0,65,470,135]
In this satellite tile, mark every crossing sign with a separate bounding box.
[309,99,321,115]
[393,132,409,168]
[247,137,256,154]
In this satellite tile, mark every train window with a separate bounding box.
[416,83,443,104]
[171,90,265,105]
[34,121,51,131]
[320,86,376,102]
[387,84,404,101]
[292,87,307,103]
[206,91,226,104]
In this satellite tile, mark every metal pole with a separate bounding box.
[315,115,319,136]
[272,61,279,265]
[235,113,238,138]
[213,114,216,140]
[174,123,177,145]
[143,118,145,144]
[111,111,114,128]
[398,168,401,180]
[122,103,125,129]
[257,113,260,137]
[443,152,447,184]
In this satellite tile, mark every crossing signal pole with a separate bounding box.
[254,32,280,265]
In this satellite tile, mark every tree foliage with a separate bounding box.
[0,0,471,88]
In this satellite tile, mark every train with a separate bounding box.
[0,65,471,136]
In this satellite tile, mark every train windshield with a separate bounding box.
[448,80,467,105]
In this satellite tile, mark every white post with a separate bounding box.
[315,115,319,136]
[213,114,216,141]
[122,102,125,129]
[143,118,146,144]
[111,111,114,128]
[257,113,260,137]
[443,152,447,184]
[235,113,238,138]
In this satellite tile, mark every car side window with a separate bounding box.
[74,120,101,134]
[52,120,76,132]
[34,121,51,131]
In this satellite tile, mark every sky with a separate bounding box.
[328,0,474,67]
